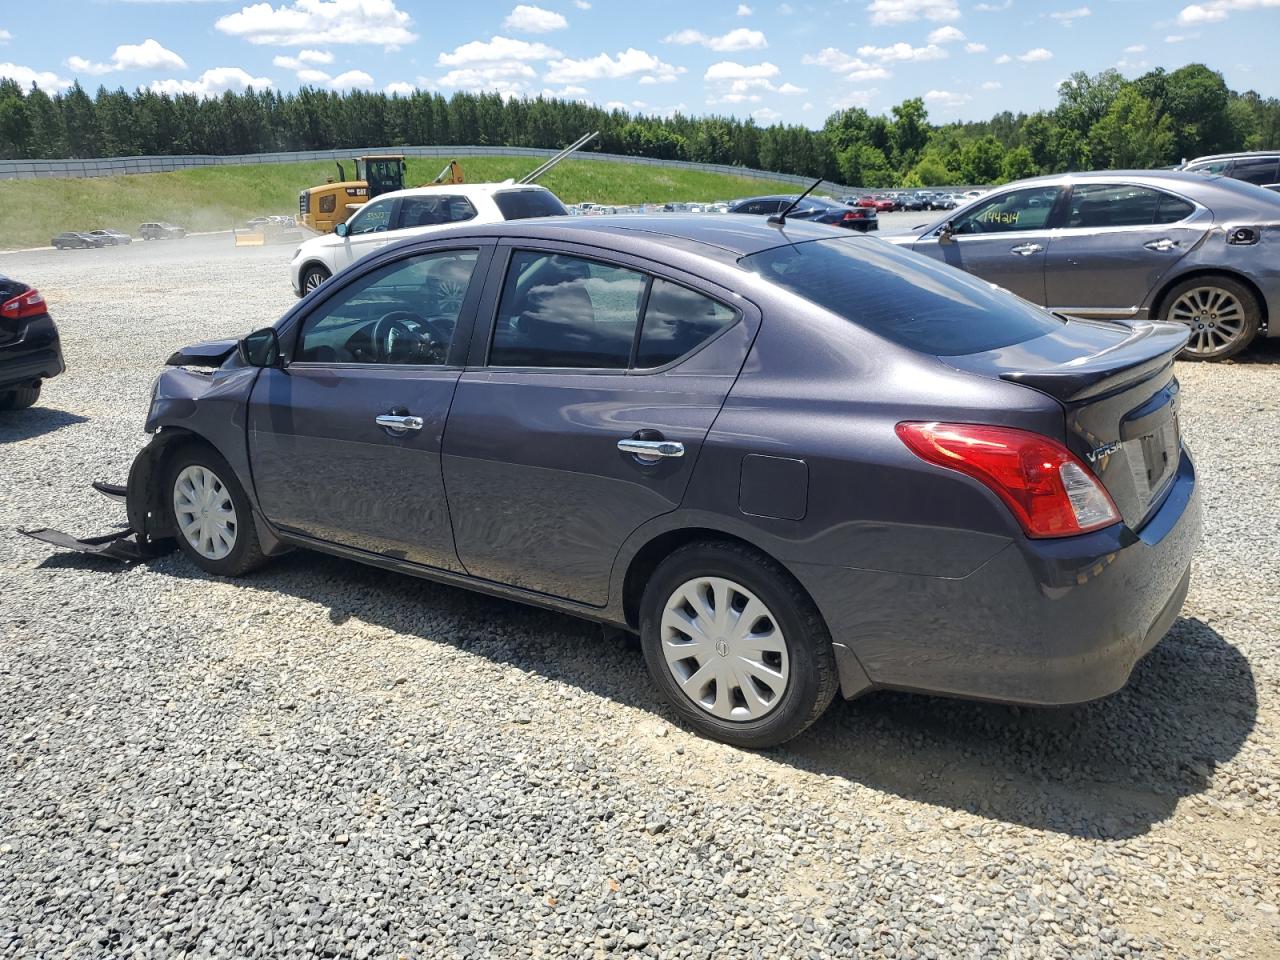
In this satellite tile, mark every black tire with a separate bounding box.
[300,264,331,294]
[1160,274,1261,361]
[0,384,40,411]
[165,443,268,577]
[638,540,839,749]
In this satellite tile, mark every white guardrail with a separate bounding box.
[0,145,859,194]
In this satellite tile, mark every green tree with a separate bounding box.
[1088,86,1174,168]
[888,97,929,169]
[1000,146,1038,182]
[956,135,1004,183]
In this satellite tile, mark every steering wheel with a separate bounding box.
[371,311,438,364]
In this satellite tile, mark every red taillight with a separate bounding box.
[896,421,1121,538]
[843,210,865,220]
[1,288,46,321]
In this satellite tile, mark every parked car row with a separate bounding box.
[726,194,878,232]
[50,223,186,249]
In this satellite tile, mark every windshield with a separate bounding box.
[493,189,569,220]
[741,238,1064,356]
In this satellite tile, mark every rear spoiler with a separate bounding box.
[999,321,1189,403]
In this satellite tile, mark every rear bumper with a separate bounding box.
[0,316,65,390]
[796,449,1202,704]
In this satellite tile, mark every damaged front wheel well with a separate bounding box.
[127,428,204,539]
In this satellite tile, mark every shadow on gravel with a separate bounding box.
[0,407,89,443]
[1226,336,1280,365]
[52,547,1256,842]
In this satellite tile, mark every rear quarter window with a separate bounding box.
[741,238,1064,357]
[493,190,569,220]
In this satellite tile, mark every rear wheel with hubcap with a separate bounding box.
[639,541,838,748]
[1161,275,1260,361]
[166,444,267,577]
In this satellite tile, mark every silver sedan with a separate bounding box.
[886,170,1280,360]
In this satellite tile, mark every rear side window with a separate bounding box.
[490,251,646,368]
[636,280,736,368]
[1231,156,1280,186]
[1066,184,1194,227]
[493,190,569,220]
[741,238,1063,357]
[398,195,477,228]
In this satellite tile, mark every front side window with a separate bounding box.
[490,251,646,369]
[1066,184,1194,228]
[398,195,477,229]
[296,250,479,365]
[636,279,736,368]
[951,186,1062,235]
[346,199,395,235]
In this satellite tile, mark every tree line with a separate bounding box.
[0,61,1276,186]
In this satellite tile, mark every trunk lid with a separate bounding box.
[944,317,1188,530]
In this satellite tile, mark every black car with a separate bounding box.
[51,232,105,250]
[27,217,1198,748]
[1181,151,1279,193]
[1,276,64,410]
[901,194,928,212]
[89,229,133,246]
[727,195,878,232]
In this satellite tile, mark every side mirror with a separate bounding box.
[938,221,956,244]
[334,221,350,238]
[238,327,281,368]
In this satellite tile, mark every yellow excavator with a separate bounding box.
[298,156,466,234]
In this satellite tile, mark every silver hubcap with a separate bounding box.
[304,271,325,291]
[173,465,237,561]
[660,577,789,722]
[1169,286,1246,356]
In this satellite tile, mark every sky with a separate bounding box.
[1,0,1277,127]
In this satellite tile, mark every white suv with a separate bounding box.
[289,182,568,295]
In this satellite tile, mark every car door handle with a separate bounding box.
[617,438,685,460]
[375,414,423,433]
[1010,243,1043,256]
[1144,238,1180,252]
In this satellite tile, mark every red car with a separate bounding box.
[850,195,898,212]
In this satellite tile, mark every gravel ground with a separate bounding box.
[1,236,1278,959]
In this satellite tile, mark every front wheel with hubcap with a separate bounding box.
[1161,275,1260,361]
[301,264,330,294]
[639,541,838,748]
[166,444,267,577]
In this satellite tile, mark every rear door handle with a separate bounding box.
[375,414,423,433]
[617,438,685,461]
[1144,238,1180,252]
[1010,243,1043,256]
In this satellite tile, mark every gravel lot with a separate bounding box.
[2,235,1278,959]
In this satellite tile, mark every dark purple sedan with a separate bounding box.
[26,216,1200,748]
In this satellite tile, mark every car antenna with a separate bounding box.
[769,178,823,226]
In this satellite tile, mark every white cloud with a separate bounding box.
[964,41,987,53]
[994,53,1012,63]
[924,88,971,107]
[1124,43,1146,53]
[737,3,754,13]
[329,69,373,88]
[754,107,781,122]
[216,0,416,47]
[974,0,1012,8]
[981,80,1001,89]
[298,48,332,63]
[865,0,959,24]
[927,25,965,43]
[0,62,71,93]
[704,60,780,81]
[857,42,948,62]
[1048,6,1090,22]
[67,38,187,75]
[705,61,797,104]
[542,84,588,97]
[544,48,683,84]
[296,67,330,83]
[502,4,567,33]
[1017,47,1053,61]
[802,101,813,110]
[1165,33,1191,42]
[0,29,11,44]
[574,0,591,7]
[777,81,806,94]
[438,36,560,66]
[385,80,414,95]
[664,27,767,51]
[831,88,878,108]
[1178,0,1280,24]
[150,66,271,97]
[438,62,538,95]
[802,47,891,81]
